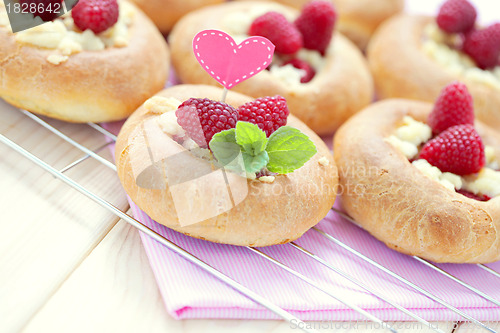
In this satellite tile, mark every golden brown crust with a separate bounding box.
[334,99,500,263]
[129,0,224,33]
[169,1,373,135]
[334,0,404,49]
[0,3,169,123]
[367,14,500,132]
[234,0,404,49]
[116,84,338,247]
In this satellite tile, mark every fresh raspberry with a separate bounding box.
[237,96,289,137]
[456,189,491,201]
[283,59,315,83]
[487,23,500,44]
[436,0,477,34]
[463,24,500,69]
[295,0,337,55]
[19,0,64,22]
[71,0,119,34]
[419,124,485,176]
[249,12,303,54]
[176,98,238,147]
[428,82,474,134]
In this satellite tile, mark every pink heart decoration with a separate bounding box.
[193,30,275,89]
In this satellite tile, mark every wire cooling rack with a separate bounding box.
[1,108,499,333]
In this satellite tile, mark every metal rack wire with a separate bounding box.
[1,108,499,333]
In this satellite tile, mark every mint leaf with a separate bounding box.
[209,129,242,169]
[242,151,269,173]
[235,121,268,156]
[266,126,317,174]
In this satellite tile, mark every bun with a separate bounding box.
[0,3,169,123]
[116,84,338,246]
[240,0,404,49]
[333,0,404,49]
[129,0,224,33]
[169,1,373,135]
[334,99,500,263]
[367,15,500,132]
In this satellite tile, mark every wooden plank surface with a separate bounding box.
[455,322,500,333]
[0,102,128,332]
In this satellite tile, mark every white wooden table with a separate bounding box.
[2,100,499,333]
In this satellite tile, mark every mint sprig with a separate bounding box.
[235,121,268,156]
[209,122,316,175]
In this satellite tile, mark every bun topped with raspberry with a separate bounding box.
[334,82,500,263]
[115,84,338,246]
[235,0,404,50]
[169,1,373,135]
[0,0,169,122]
[367,0,500,132]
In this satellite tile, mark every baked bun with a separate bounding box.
[0,2,169,123]
[169,1,373,135]
[129,0,224,33]
[116,84,338,247]
[238,0,404,49]
[334,99,500,263]
[367,15,500,132]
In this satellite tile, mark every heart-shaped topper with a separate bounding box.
[193,30,275,89]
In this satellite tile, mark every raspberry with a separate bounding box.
[463,24,500,69]
[419,124,485,176]
[176,98,238,147]
[249,12,303,54]
[283,59,315,83]
[71,0,119,34]
[456,189,491,201]
[487,23,500,44]
[19,0,64,22]
[428,82,474,134]
[237,96,289,137]
[295,0,337,55]
[436,0,477,34]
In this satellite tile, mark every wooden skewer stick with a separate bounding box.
[221,88,228,103]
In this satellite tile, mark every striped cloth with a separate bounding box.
[128,201,500,321]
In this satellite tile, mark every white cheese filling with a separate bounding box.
[422,23,500,90]
[384,116,432,159]
[4,1,134,64]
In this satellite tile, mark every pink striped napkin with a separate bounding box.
[132,204,500,321]
[104,0,500,321]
